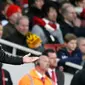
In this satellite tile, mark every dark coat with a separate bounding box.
[0,45,23,65]
[28,6,44,30]
[2,22,16,39]
[46,68,64,85]
[57,48,82,65]
[71,69,85,85]
[57,48,82,74]
[0,68,13,85]
[59,20,85,38]
[2,27,28,56]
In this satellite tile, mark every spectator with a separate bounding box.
[0,63,13,85]
[44,49,64,85]
[57,33,82,74]
[2,4,22,41]
[28,0,44,30]
[18,55,54,85]
[32,2,64,44]
[77,37,85,66]
[59,2,85,37]
[2,16,28,55]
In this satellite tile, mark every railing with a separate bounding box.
[0,39,83,70]
[0,39,41,56]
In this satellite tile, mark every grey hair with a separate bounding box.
[15,16,29,26]
[60,3,73,16]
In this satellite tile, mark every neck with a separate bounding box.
[36,66,45,75]
[66,47,73,52]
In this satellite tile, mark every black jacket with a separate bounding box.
[28,6,44,30]
[46,68,64,85]
[59,20,85,37]
[0,68,13,85]
[2,27,28,56]
[0,45,23,65]
[71,69,85,85]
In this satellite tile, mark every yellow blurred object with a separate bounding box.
[0,25,3,31]
[26,32,42,49]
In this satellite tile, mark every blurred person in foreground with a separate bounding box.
[70,64,85,85]
[0,63,13,85]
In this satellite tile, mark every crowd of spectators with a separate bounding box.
[1,0,85,85]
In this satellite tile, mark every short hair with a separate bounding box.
[15,16,28,26]
[43,49,55,56]
[64,33,77,43]
[60,2,73,16]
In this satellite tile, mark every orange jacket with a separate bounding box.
[18,68,54,85]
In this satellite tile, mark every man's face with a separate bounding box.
[47,7,57,22]
[16,18,29,35]
[39,55,49,71]
[79,40,85,54]
[48,52,57,68]
[65,6,77,22]
[34,0,44,9]
[10,12,22,24]
[67,40,77,51]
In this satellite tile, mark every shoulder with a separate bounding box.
[19,74,30,85]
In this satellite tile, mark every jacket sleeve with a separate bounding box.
[0,45,23,65]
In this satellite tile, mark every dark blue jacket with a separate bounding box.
[57,48,82,65]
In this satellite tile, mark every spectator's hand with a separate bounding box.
[23,53,39,63]
[73,18,81,27]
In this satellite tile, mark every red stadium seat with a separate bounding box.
[44,44,65,51]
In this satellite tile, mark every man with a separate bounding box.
[77,37,85,66]
[32,2,64,44]
[3,16,29,55]
[59,2,85,37]
[43,49,64,85]
[18,55,54,85]
[2,4,22,40]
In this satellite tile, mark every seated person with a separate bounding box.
[32,2,64,44]
[57,33,82,74]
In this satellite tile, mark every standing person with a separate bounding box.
[0,63,13,85]
[18,55,54,85]
[43,49,64,85]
